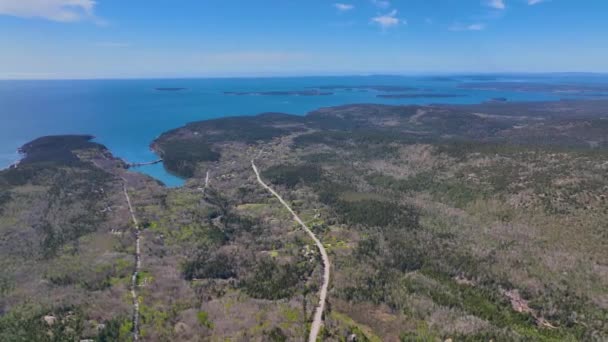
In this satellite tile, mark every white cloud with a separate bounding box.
[528,0,546,5]
[371,0,391,9]
[334,3,354,12]
[487,0,506,10]
[449,23,486,31]
[371,9,402,30]
[468,23,486,30]
[0,0,97,22]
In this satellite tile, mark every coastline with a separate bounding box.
[5,97,608,181]
[1,76,605,185]
[0,135,185,188]
[0,150,23,171]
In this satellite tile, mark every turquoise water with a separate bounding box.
[0,75,604,187]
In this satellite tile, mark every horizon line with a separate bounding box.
[1,71,608,82]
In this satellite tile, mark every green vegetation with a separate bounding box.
[18,135,102,166]
[330,197,419,229]
[262,163,323,187]
[293,130,420,150]
[45,257,131,291]
[196,311,214,329]
[0,305,85,342]
[0,136,115,258]
[240,257,312,300]
[367,173,482,208]
[97,316,133,342]
[182,252,236,280]
[158,139,220,178]
[155,115,303,178]
[3,100,608,340]
[265,327,288,341]
[183,115,297,144]
[314,181,420,229]
[0,191,11,212]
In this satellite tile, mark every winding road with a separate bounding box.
[122,180,142,341]
[251,159,330,342]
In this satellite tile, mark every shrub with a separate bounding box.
[159,140,220,178]
[240,258,310,300]
[196,311,214,329]
[183,253,236,280]
[262,164,323,188]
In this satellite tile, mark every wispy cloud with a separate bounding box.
[468,23,486,30]
[371,9,404,30]
[449,23,486,31]
[528,0,546,5]
[371,0,391,9]
[486,0,506,10]
[0,0,99,23]
[334,3,354,12]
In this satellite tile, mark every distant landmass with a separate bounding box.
[224,90,333,96]
[459,82,608,93]
[313,85,419,92]
[460,75,500,81]
[377,93,466,99]
[427,76,457,82]
[426,75,499,82]
[155,87,186,91]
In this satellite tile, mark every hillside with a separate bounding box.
[1,100,607,341]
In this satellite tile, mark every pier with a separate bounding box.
[127,159,163,168]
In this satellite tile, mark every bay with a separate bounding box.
[1,75,600,187]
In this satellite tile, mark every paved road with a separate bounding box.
[122,180,141,341]
[251,160,330,342]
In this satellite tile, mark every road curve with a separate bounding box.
[251,160,330,342]
[122,180,142,341]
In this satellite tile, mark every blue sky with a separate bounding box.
[1,0,607,79]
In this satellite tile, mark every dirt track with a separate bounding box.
[122,180,141,341]
[251,159,330,342]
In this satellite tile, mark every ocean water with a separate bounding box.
[1,75,605,187]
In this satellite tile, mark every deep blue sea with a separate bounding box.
[1,75,607,187]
